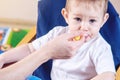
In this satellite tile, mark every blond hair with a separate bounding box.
[65,0,108,14]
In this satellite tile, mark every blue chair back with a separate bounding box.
[100,2,120,69]
[34,0,120,80]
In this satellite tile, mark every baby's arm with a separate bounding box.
[0,43,34,68]
[91,71,115,80]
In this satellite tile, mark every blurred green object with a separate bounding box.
[7,28,29,47]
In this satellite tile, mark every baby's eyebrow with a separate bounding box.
[89,16,99,19]
[73,13,82,17]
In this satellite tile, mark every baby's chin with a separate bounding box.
[85,34,98,43]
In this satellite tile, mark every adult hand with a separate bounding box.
[41,31,86,59]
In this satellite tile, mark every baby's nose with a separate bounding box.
[80,26,88,31]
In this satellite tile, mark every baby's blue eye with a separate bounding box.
[89,19,96,23]
[74,18,81,21]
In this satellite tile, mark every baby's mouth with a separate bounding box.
[84,33,92,42]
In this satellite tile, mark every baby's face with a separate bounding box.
[62,1,109,41]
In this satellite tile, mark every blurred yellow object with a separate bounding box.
[116,67,120,80]
[17,26,36,46]
[73,36,81,41]
[1,44,12,51]
[12,28,21,32]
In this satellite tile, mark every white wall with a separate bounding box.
[111,0,120,15]
[0,0,37,23]
[0,0,120,25]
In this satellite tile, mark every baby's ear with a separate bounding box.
[61,8,69,24]
[103,13,109,24]
[101,13,109,27]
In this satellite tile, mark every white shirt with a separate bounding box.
[32,26,115,80]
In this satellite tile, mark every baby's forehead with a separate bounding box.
[68,0,105,12]
[68,0,105,8]
[71,1,104,7]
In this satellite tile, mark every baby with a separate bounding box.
[19,0,115,80]
[47,0,115,80]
